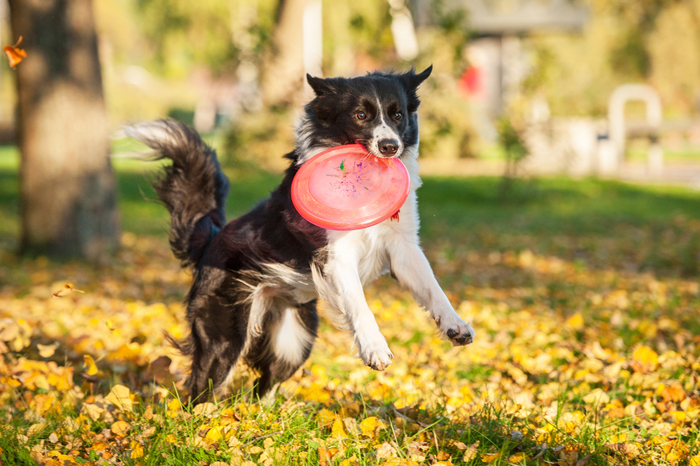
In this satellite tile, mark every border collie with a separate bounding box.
[126,66,474,403]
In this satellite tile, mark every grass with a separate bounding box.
[1,145,700,465]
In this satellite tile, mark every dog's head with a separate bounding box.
[294,66,432,164]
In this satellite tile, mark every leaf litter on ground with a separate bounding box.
[0,216,699,464]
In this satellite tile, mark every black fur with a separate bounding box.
[133,67,432,403]
[136,123,230,267]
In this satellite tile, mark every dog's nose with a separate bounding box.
[378,139,399,156]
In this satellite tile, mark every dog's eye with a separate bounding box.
[356,112,367,120]
[394,111,403,120]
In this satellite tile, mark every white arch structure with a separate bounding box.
[608,84,663,174]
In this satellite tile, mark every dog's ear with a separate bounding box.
[399,65,433,90]
[399,65,432,112]
[307,74,335,97]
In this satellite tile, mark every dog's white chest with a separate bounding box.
[325,186,420,286]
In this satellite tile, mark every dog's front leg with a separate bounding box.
[389,240,474,346]
[318,249,394,371]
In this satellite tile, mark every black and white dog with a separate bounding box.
[127,66,474,403]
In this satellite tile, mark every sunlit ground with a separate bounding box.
[1,149,700,465]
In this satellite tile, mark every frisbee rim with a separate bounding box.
[291,144,410,231]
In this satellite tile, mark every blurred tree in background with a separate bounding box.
[8,0,119,261]
[524,0,700,116]
[5,0,700,175]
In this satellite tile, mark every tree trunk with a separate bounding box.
[8,0,119,261]
[260,0,312,107]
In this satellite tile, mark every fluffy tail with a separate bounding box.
[125,120,229,267]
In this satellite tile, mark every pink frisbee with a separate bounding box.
[291,144,410,230]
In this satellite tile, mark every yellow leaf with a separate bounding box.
[481,453,501,463]
[105,384,133,412]
[82,403,104,421]
[566,313,584,330]
[630,345,658,373]
[193,402,216,416]
[204,426,224,445]
[331,418,347,439]
[52,282,84,298]
[317,408,336,427]
[0,319,20,341]
[83,354,98,376]
[37,343,58,358]
[508,452,525,463]
[462,441,480,462]
[130,440,144,459]
[339,456,359,466]
[26,423,47,438]
[111,420,130,436]
[376,443,398,460]
[359,416,379,437]
[689,455,700,466]
[167,398,182,416]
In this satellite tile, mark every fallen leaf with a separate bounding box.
[193,402,216,416]
[463,442,480,462]
[26,423,46,438]
[481,452,501,463]
[3,36,26,69]
[331,418,347,439]
[81,403,104,421]
[105,384,133,412]
[130,440,144,459]
[83,354,98,376]
[630,345,658,373]
[110,420,130,436]
[37,343,58,358]
[376,442,398,460]
[605,442,641,458]
[52,282,84,298]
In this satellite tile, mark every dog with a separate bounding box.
[126,66,474,403]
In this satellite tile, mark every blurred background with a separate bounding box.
[2,0,700,258]
[2,0,700,171]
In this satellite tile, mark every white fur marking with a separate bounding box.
[272,307,313,366]
[368,98,403,157]
[124,121,179,147]
[294,115,333,165]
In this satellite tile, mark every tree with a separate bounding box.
[260,0,313,107]
[8,0,119,261]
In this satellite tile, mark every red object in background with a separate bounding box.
[459,66,482,96]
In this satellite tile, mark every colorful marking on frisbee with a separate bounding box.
[327,159,375,197]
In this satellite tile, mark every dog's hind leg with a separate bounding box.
[248,300,318,399]
[183,313,246,404]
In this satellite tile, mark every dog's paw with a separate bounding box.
[441,319,475,346]
[357,336,394,371]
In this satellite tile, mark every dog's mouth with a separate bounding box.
[354,140,404,159]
